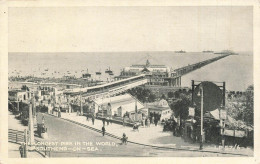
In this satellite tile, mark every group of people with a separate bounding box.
[149,112,161,126]
[140,117,151,127]
[141,112,162,127]
[162,119,183,137]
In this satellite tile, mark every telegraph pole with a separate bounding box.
[80,91,83,115]
[199,84,204,150]
[24,129,28,158]
[31,92,37,126]
[28,103,35,147]
[221,82,226,150]
[191,80,195,106]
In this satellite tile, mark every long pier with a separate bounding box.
[173,54,229,77]
[165,55,230,87]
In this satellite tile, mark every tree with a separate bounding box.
[174,91,180,99]
[161,94,166,100]
[36,105,48,113]
[226,85,254,126]
[128,87,156,103]
[170,95,191,120]
[168,92,174,98]
[148,94,156,102]
[243,85,254,125]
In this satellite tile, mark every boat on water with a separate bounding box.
[175,50,186,53]
[96,71,102,75]
[82,69,92,79]
[214,50,238,55]
[202,50,214,53]
[96,61,102,76]
[105,67,113,74]
[108,72,114,76]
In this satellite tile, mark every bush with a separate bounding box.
[36,105,48,113]
[128,87,156,103]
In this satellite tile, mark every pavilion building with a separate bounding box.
[114,59,181,87]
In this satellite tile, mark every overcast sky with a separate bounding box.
[8,6,253,52]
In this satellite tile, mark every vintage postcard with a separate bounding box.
[0,0,259,164]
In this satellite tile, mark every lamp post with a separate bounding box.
[28,103,35,147]
[80,91,83,116]
[197,84,204,150]
[219,105,226,150]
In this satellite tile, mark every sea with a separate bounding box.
[8,52,253,91]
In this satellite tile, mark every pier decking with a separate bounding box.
[173,55,229,77]
[163,54,229,87]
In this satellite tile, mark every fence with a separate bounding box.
[8,128,47,158]
[8,129,25,143]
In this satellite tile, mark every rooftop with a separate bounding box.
[93,93,144,111]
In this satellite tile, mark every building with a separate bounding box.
[8,90,31,102]
[146,99,172,121]
[114,59,181,87]
[93,93,146,118]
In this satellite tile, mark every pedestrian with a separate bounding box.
[142,119,145,128]
[155,119,158,126]
[102,118,106,127]
[86,114,89,121]
[172,120,177,136]
[102,126,106,136]
[133,123,139,132]
[151,116,154,124]
[121,133,128,145]
[106,117,109,126]
[147,118,150,127]
[92,116,95,125]
[158,114,161,121]
[58,108,61,118]
[19,144,24,158]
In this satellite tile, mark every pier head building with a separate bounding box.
[115,59,182,87]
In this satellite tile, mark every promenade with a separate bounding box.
[50,112,253,156]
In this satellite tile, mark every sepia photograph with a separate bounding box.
[6,6,254,158]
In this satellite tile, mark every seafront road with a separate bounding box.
[33,112,252,157]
